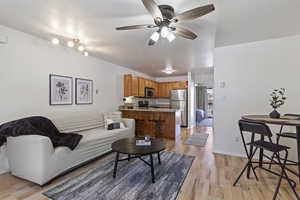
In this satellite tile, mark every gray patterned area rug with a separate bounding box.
[184,133,209,147]
[44,152,194,200]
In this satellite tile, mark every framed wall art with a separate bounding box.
[75,78,93,104]
[49,74,73,105]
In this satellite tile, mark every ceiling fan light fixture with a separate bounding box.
[160,26,169,38]
[167,32,176,42]
[162,66,176,74]
[150,31,160,42]
[51,38,60,45]
[78,45,85,52]
[67,41,75,48]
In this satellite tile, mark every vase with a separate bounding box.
[269,109,280,119]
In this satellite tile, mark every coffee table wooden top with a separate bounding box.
[111,138,165,155]
[242,115,300,126]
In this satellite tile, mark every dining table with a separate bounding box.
[242,114,300,183]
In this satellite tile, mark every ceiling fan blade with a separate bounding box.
[174,27,197,40]
[116,24,156,30]
[142,0,163,24]
[175,4,215,21]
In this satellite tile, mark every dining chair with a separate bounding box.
[233,120,299,200]
[269,114,300,173]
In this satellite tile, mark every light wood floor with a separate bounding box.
[0,127,299,200]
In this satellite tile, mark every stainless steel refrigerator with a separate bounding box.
[170,89,188,127]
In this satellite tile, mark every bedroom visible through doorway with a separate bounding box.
[195,86,213,127]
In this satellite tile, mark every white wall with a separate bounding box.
[214,35,300,161]
[193,72,214,88]
[0,25,151,174]
[188,72,196,127]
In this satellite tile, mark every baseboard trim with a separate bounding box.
[212,150,246,158]
[0,169,9,175]
[212,150,268,161]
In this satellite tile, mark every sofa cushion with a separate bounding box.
[76,127,131,148]
[49,111,105,133]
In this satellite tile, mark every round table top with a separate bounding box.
[242,115,300,126]
[111,138,166,155]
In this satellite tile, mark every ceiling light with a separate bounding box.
[150,31,160,42]
[161,26,169,38]
[51,38,60,45]
[162,66,176,74]
[67,41,75,47]
[84,51,89,57]
[78,45,85,52]
[167,32,176,42]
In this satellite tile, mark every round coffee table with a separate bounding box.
[111,137,165,183]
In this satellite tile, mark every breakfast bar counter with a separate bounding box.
[120,107,181,139]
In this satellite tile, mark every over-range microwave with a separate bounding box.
[145,87,155,98]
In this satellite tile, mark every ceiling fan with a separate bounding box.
[116,0,215,46]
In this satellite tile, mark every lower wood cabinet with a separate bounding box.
[121,111,179,139]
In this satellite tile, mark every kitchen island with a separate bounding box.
[120,107,181,139]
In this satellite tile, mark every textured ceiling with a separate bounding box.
[1,0,299,76]
[0,0,216,77]
[213,0,300,47]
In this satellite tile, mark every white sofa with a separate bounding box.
[7,111,135,185]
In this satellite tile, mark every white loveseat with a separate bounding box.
[7,111,135,185]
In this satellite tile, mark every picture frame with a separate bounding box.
[75,78,93,104]
[49,74,73,105]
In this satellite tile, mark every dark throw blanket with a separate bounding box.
[0,116,82,150]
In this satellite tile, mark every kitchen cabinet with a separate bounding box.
[138,78,156,97]
[153,82,159,97]
[132,76,139,96]
[124,74,188,98]
[124,74,132,97]
[138,77,146,97]
[158,82,169,98]
[123,74,139,97]
[157,81,187,98]
[121,110,181,139]
[176,81,188,89]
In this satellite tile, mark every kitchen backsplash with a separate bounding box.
[123,97,170,107]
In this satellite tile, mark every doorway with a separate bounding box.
[195,86,213,127]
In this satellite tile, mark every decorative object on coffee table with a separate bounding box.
[75,78,93,104]
[49,74,73,105]
[269,88,286,118]
[112,137,165,183]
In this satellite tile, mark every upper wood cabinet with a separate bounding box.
[124,74,132,97]
[158,82,169,98]
[131,76,139,96]
[123,74,139,97]
[153,82,159,98]
[124,74,188,98]
[171,81,187,90]
[138,77,146,97]
[157,81,188,98]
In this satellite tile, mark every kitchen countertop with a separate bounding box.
[119,107,179,113]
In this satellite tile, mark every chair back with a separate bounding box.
[239,120,272,137]
[284,114,300,118]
